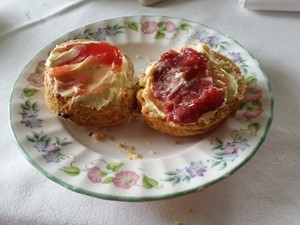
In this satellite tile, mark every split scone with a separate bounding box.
[44,39,137,127]
[137,44,246,136]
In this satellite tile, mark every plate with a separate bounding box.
[9,16,273,201]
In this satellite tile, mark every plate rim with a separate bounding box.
[9,15,274,201]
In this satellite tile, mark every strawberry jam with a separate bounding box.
[151,47,224,124]
[59,42,122,69]
[50,42,123,95]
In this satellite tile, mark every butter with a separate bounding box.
[46,45,82,67]
[76,55,133,109]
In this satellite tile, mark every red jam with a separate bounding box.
[50,42,123,95]
[151,48,224,124]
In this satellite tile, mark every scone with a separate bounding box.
[44,39,137,127]
[137,44,246,136]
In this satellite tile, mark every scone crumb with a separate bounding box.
[173,140,183,145]
[116,143,126,149]
[94,132,106,141]
[188,207,193,213]
[116,143,142,160]
[128,146,135,151]
[89,131,114,142]
[128,148,142,160]
[127,146,142,160]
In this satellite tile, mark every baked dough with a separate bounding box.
[44,39,137,127]
[137,44,246,136]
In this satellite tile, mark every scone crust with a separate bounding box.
[44,40,136,127]
[137,50,246,136]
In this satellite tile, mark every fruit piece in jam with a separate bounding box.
[150,47,224,124]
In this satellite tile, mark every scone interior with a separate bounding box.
[137,44,246,136]
[44,39,137,127]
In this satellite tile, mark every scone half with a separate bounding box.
[137,44,246,136]
[44,39,137,127]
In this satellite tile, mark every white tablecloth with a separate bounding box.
[1,0,300,224]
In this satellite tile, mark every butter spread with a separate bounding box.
[45,40,134,110]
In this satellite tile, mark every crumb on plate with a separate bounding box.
[116,142,142,160]
[88,131,114,142]
[173,140,183,145]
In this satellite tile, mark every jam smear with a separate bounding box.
[151,48,224,124]
[65,42,121,68]
[51,42,123,95]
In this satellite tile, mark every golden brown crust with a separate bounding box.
[45,80,137,127]
[137,48,246,136]
[44,40,137,128]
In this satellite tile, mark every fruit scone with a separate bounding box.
[44,39,137,127]
[137,44,246,136]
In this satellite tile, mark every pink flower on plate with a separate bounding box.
[87,166,103,183]
[27,72,44,87]
[243,107,263,120]
[113,171,139,189]
[244,87,262,102]
[37,60,46,68]
[165,21,176,32]
[141,21,158,34]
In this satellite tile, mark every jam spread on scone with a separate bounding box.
[151,47,224,124]
[48,42,123,96]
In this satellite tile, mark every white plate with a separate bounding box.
[9,16,273,201]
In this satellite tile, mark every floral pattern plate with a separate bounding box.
[10,16,273,201]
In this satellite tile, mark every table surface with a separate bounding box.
[1,0,300,224]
